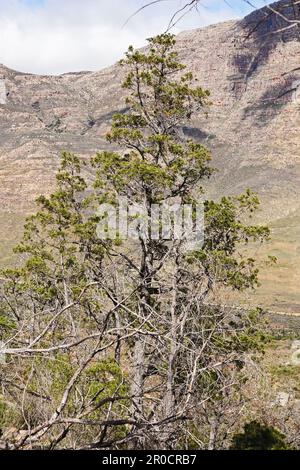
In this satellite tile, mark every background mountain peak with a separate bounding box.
[0,3,300,311]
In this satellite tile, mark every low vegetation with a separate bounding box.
[0,33,296,450]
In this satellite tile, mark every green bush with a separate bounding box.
[231,421,290,450]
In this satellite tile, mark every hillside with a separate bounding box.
[0,0,300,311]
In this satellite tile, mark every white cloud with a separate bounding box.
[0,0,240,75]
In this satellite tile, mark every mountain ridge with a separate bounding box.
[0,1,300,310]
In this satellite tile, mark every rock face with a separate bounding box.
[0,0,300,310]
[0,79,6,105]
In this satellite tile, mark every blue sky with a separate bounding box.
[0,0,268,74]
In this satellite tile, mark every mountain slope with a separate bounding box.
[0,0,300,310]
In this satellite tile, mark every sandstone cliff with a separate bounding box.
[0,1,300,310]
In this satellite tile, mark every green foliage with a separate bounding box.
[185,191,272,290]
[84,358,129,407]
[99,33,213,208]
[47,354,75,398]
[213,308,269,354]
[270,365,300,380]
[1,151,109,309]
[0,32,275,450]
[0,399,7,433]
[231,421,290,450]
[0,314,16,332]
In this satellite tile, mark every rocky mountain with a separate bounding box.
[0,0,300,311]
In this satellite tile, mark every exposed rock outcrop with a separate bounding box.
[0,1,300,309]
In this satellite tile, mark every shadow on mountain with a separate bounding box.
[233,0,300,82]
[182,126,215,141]
[243,73,299,126]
